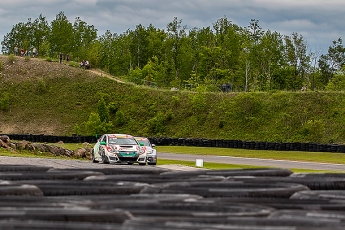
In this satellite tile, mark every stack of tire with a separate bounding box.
[0,165,345,229]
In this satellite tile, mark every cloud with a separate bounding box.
[0,0,344,53]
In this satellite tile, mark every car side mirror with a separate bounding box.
[100,141,106,145]
[152,144,156,148]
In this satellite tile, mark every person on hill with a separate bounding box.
[226,83,231,92]
[84,60,90,69]
[221,83,226,92]
[32,48,37,58]
[14,46,18,56]
[59,52,63,64]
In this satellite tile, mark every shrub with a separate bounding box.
[115,110,126,126]
[7,54,15,64]
[85,112,113,135]
[148,112,165,134]
[0,93,10,111]
[97,97,110,122]
[108,102,118,114]
[36,79,47,94]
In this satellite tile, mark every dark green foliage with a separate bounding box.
[0,93,10,111]
[148,111,166,135]
[97,97,110,122]
[218,120,225,129]
[7,55,15,64]
[108,102,118,114]
[2,12,344,91]
[36,79,47,94]
[115,110,125,126]
[84,112,113,136]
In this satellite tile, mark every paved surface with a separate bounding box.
[158,152,345,171]
[1,153,345,171]
[0,156,199,171]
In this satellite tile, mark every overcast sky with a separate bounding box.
[0,0,344,54]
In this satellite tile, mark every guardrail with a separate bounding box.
[2,134,345,153]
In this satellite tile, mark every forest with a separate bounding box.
[1,11,345,92]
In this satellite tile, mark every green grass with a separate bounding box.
[0,147,80,160]
[157,159,345,173]
[156,146,345,164]
[4,55,345,143]
[2,144,345,172]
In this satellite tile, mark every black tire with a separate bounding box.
[0,219,121,230]
[91,149,98,163]
[0,208,131,223]
[0,165,52,172]
[291,190,345,201]
[148,162,157,165]
[0,171,104,181]
[123,216,345,229]
[0,184,43,196]
[159,168,293,179]
[225,176,345,190]
[140,181,309,198]
[99,148,109,164]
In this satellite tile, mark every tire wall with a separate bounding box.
[4,134,345,153]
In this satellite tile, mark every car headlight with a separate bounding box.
[106,146,118,153]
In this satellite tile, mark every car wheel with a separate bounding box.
[91,149,98,163]
[148,162,157,166]
[100,148,109,164]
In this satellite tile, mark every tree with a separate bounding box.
[97,97,110,123]
[31,14,50,55]
[1,19,34,54]
[48,11,74,57]
[129,24,150,68]
[72,16,98,60]
[284,32,310,90]
[166,17,188,85]
[319,38,345,87]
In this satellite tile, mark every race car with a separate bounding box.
[135,137,157,165]
[91,134,143,164]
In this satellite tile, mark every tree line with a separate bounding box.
[1,12,345,92]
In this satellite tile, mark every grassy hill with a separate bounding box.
[1,55,345,144]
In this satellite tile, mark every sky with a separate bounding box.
[0,0,344,55]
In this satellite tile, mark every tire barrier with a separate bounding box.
[224,176,345,190]
[1,164,345,229]
[159,168,294,178]
[4,134,345,153]
[0,164,52,172]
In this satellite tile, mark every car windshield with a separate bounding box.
[138,139,151,147]
[108,138,137,145]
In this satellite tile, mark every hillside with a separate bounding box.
[1,55,345,144]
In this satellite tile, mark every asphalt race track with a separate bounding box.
[158,152,345,171]
[0,156,345,229]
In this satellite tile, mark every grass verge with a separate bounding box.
[1,144,345,172]
[156,146,345,164]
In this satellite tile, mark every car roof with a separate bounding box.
[106,134,134,139]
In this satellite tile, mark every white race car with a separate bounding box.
[91,134,143,164]
[135,137,157,165]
